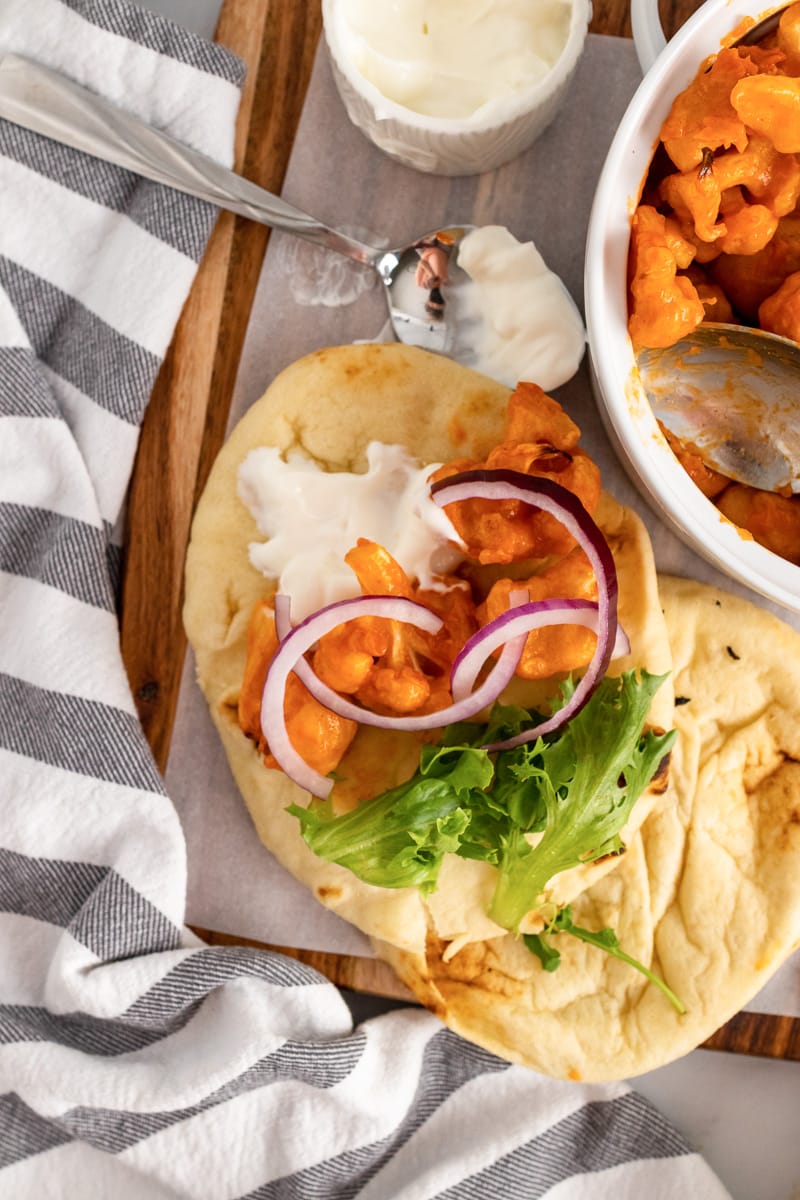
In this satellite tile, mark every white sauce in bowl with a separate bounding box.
[334,0,573,123]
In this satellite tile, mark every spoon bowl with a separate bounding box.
[374,225,477,358]
[637,324,800,494]
[0,54,477,363]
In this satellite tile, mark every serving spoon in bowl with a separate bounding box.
[637,323,800,494]
[0,53,476,361]
[629,0,800,494]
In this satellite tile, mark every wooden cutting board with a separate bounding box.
[118,0,800,1063]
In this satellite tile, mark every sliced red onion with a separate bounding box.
[273,593,297,642]
[266,469,624,788]
[269,588,629,795]
[451,598,630,701]
[270,591,528,739]
[431,469,619,748]
[262,594,443,799]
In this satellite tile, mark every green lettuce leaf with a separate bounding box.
[488,671,675,931]
[287,744,492,894]
[288,670,675,923]
[523,906,686,1013]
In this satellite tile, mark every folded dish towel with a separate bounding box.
[0,1,734,1196]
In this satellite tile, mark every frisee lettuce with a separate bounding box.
[486,670,674,931]
[286,746,492,895]
[289,670,675,930]
[524,906,686,1014]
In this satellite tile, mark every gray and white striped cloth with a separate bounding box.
[0,2,735,1196]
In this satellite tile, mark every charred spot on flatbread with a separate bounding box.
[648,745,672,794]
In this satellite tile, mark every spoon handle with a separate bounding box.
[0,54,379,265]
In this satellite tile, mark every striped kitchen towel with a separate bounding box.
[0,1,734,1196]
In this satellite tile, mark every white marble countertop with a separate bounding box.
[126,2,800,1196]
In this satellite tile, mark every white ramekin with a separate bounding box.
[585,0,800,613]
[322,0,592,177]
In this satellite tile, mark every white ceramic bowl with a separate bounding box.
[585,0,800,613]
[322,0,592,177]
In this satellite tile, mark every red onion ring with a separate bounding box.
[451,598,630,702]
[431,469,619,748]
[264,469,623,790]
[262,595,443,798]
[269,587,629,794]
[271,590,528,738]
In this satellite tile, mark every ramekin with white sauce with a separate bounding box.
[322,0,591,176]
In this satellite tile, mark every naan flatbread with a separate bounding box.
[380,576,800,1079]
[183,343,676,1048]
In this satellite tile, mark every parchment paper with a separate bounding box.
[165,34,800,1017]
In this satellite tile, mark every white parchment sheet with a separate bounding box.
[165,35,800,1019]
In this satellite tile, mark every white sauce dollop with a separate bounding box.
[455,224,586,391]
[237,442,464,620]
[335,0,572,122]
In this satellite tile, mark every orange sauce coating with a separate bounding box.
[627,6,800,565]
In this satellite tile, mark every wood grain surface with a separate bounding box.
[119,0,799,1063]
[120,0,322,771]
[191,927,416,1002]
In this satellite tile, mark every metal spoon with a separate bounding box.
[637,323,800,494]
[0,53,475,361]
[632,6,800,495]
